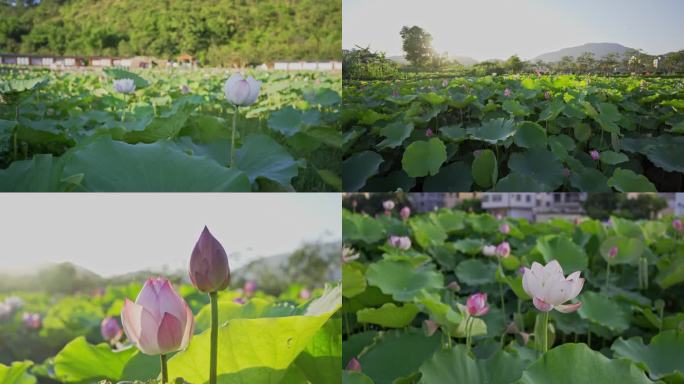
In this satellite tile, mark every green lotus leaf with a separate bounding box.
[599,236,644,265]
[293,318,342,384]
[607,168,656,192]
[343,211,386,244]
[358,329,441,384]
[655,252,684,289]
[430,210,466,232]
[424,161,473,191]
[420,92,446,105]
[268,106,303,137]
[364,170,415,192]
[377,121,414,149]
[539,98,565,121]
[610,216,644,239]
[573,122,591,142]
[569,166,611,192]
[642,136,684,173]
[467,214,500,233]
[536,235,588,272]
[419,345,526,384]
[0,361,37,384]
[343,371,375,384]
[104,67,149,88]
[611,330,684,382]
[600,150,628,165]
[194,298,270,333]
[303,87,340,106]
[343,151,384,192]
[401,138,447,177]
[577,291,631,333]
[0,154,65,192]
[410,218,447,248]
[359,110,390,125]
[508,149,564,190]
[234,134,301,188]
[505,274,531,300]
[494,172,552,192]
[453,238,485,255]
[415,291,463,335]
[343,263,367,298]
[366,259,443,301]
[503,99,530,117]
[514,121,547,149]
[468,118,516,144]
[455,259,496,286]
[54,337,139,383]
[515,343,652,384]
[343,331,377,368]
[439,125,467,141]
[471,149,498,188]
[357,303,421,328]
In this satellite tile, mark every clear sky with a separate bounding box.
[343,0,684,61]
[0,194,341,277]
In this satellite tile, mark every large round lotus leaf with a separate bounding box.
[471,149,498,188]
[640,221,667,245]
[431,210,466,232]
[414,291,463,332]
[643,136,684,173]
[468,118,516,144]
[569,166,611,192]
[343,371,374,384]
[62,136,251,192]
[366,259,443,301]
[611,330,684,381]
[343,331,377,367]
[508,149,564,190]
[409,218,447,249]
[467,214,500,233]
[343,211,385,244]
[503,99,530,117]
[610,216,644,239]
[293,318,342,384]
[514,121,547,149]
[577,291,631,333]
[515,343,652,384]
[573,122,592,142]
[357,303,421,328]
[359,329,441,384]
[0,361,37,384]
[0,154,64,192]
[607,168,656,192]
[655,254,684,289]
[343,263,367,298]
[234,134,301,187]
[401,138,447,177]
[267,106,303,137]
[424,161,473,191]
[494,172,552,192]
[343,151,384,192]
[455,259,496,286]
[54,337,139,383]
[419,345,526,384]
[600,150,628,165]
[539,99,565,121]
[599,236,644,265]
[377,121,414,149]
[536,235,588,272]
[439,125,467,141]
[453,238,485,255]
[364,170,415,192]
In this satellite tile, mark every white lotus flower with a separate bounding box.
[482,245,496,257]
[522,260,584,313]
[223,73,261,106]
[113,78,136,94]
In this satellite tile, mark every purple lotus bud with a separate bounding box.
[299,289,311,300]
[346,358,362,372]
[499,223,510,234]
[101,317,122,341]
[574,217,582,226]
[496,241,511,258]
[609,246,618,259]
[400,206,411,220]
[426,128,434,137]
[392,89,399,97]
[383,200,395,211]
[189,226,231,293]
[233,297,246,305]
[517,267,525,276]
[503,88,512,97]
[181,84,190,94]
[590,150,600,161]
[673,219,683,233]
[243,281,257,296]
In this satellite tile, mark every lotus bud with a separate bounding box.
[496,241,511,258]
[590,150,600,161]
[299,289,311,300]
[482,245,497,257]
[243,281,257,297]
[672,219,683,233]
[382,200,395,211]
[466,293,489,317]
[224,73,261,106]
[499,223,510,235]
[233,297,246,305]
[503,88,512,97]
[388,235,411,250]
[442,79,449,87]
[609,246,618,259]
[447,281,461,292]
[346,358,362,372]
[574,217,581,226]
[342,247,360,263]
[391,89,399,97]
[180,84,190,94]
[400,206,411,220]
[189,226,231,293]
[22,312,41,329]
[101,317,122,342]
[113,78,135,94]
[522,260,584,313]
[426,128,434,137]
[121,277,194,355]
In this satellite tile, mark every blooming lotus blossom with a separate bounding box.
[496,241,511,258]
[522,260,584,313]
[4,296,23,310]
[590,150,600,161]
[22,312,41,329]
[482,245,497,257]
[609,246,619,259]
[382,200,395,211]
[400,206,411,220]
[342,247,360,263]
[101,317,122,342]
[388,236,411,250]
[121,278,194,355]
[299,289,311,300]
[503,88,512,97]
[466,292,489,316]
[113,79,136,94]
[346,358,362,372]
[189,226,231,293]
[673,219,683,233]
[426,128,433,137]
[224,73,261,106]
[499,223,510,235]
[442,79,449,87]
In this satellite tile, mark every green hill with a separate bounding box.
[0,0,341,66]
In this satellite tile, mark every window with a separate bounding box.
[526,195,531,202]
[554,193,562,203]
[492,194,502,202]
[516,194,522,201]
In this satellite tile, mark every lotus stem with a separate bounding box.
[210,291,219,384]
[121,94,127,122]
[160,354,168,384]
[543,311,549,353]
[230,105,238,167]
[465,316,474,352]
[605,264,611,286]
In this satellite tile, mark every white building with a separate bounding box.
[674,193,684,216]
[481,193,586,222]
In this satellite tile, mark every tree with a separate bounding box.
[505,55,523,73]
[399,25,434,68]
[616,195,668,220]
[583,193,620,221]
[576,52,596,73]
[599,53,619,74]
[557,55,575,73]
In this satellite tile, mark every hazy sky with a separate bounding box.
[0,194,341,277]
[343,0,684,60]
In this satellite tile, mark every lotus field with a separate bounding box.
[0,67,341,192]
[342,203,684,383]
[0,227,342,383]
[342,75,684,192]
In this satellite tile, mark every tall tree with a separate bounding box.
[399,25,434,68]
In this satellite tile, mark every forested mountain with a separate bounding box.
[534,42,634,62]
[0,0,341,66]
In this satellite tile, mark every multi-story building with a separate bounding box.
[409,193,482,212]
[481,193,586,222]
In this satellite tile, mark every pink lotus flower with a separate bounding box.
[400,206,411,220]
[189,226,231,293]
[299,289,311,300]
[121,278,194,355]
[503,88,512,97]
[466,292,489,317]
[496,241,511,258]
[22,313,41,330]
[609,246,619,259]
[346,358,362,372]
[442,79,449,87]
[673,219,683,233]
[499,223,510,235]
[101,317,122,342]
[388,236,411,250]
[426,128,434,137]
[382,200,395,211]
[574,217,582,226]
[522,260,584,313]
[243,281,257,296]
[590,150,600,161]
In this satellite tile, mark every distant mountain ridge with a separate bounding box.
[388,55,479,66]
[533,43,635,62]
